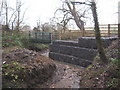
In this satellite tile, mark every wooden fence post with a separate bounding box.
[108,24,110,37]
[59,32,61,40]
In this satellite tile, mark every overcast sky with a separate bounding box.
[5,0,120,28]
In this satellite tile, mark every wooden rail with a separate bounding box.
[51,24,118,40]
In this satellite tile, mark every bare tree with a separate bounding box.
[4,0,8,26]
[0,0,9,30]
[91,0,108,63]
[68,0,108,63]
[54,0,89,36]
[0,0,3,17]
[50,17,69,33]
[36,18,41,31]
[15,0,21,31]
[66,1,85,36]
[1,0,27,31]
[41,22,53,32]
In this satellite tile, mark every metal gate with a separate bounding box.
[29,31,52,43]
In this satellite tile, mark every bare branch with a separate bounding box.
[8,1,24,25]
[20,7,28,24]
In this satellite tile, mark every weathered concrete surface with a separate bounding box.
[78,37,117,49]
[49,37,117,67]
[52,40,79,47]
[49,52,92,67]
[49,44,97,61]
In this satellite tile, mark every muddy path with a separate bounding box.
[37,51,84,88]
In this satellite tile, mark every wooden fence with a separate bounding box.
[28,24,118,43]
[52,24,118,40]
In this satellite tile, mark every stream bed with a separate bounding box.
[38,51,84,88]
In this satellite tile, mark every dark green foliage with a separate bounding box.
[2,31,48,50]
[2,31,27,48]
[2,61,26,88]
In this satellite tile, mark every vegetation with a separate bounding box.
[2,31,26,48]
[2,61,26,88]
[91,0,108,63]
[80,40,119,88]
[1,0,119,88]
[2,31,48,51]
[2,48,56,88]
[2,31,53,88]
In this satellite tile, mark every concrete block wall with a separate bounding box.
[52,40,79,47]
[49,52,92,67]
[78,37,117,49]
[49,44,97,61]
[49,37,117,67]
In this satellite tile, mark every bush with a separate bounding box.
[2,31,48,51]
[2,31,27,48]
[2,61,26,88]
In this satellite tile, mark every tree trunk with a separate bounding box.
[118,1,120,60]
[91,1,108,63]
[66,2,85,36]
[5,1,9,30]
[5,4,8,26]
[16,0,21,31]
[118,24,120,60]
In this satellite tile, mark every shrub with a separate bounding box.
[2,61,26,88]
[2,31,48,51]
